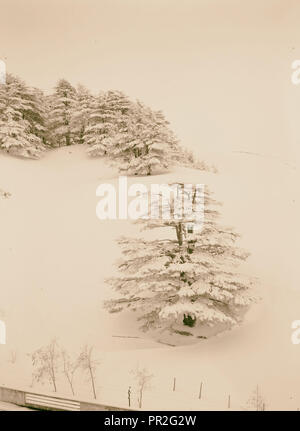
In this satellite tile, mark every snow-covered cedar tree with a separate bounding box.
[108,101,181,176]
[0,74,46,158]
[85,90,132,157]
[105,184,256,334]
[47,79,77,147]
[70,84,95,145]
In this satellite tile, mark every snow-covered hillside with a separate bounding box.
[0,145,299,410]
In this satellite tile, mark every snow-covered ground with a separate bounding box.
[0,145,299,410]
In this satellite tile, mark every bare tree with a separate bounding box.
[78,345,99,399]
[31,339,60,392]
[131,366,153,409]
[61,349,79,396]
[247,385,266,411]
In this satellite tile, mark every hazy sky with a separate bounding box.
[0,0,299,158]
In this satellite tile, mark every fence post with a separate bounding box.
[198,382,203,400]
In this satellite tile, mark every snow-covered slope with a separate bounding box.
[0,145,299,410]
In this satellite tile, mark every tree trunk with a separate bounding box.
[175,223,183,246]
[89,367,97,399]
[139,387,143,408]
[51,375,57,392]
[67,375,75,396]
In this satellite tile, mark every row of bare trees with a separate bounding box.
[30,341,265,410]
[30,340,154,408]
[31,339,99,399]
